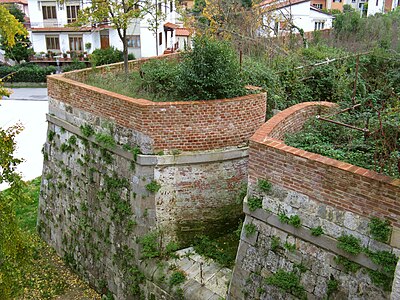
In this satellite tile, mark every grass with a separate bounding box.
[86,71,175,102]
[2,177,100,300]
[192,231,240,268]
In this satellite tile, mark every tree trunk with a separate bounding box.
[123,29,128,75]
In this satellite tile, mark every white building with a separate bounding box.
[260,0,334,36]
[367,0,400,15]
[27,0,183,59]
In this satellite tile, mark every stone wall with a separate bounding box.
[40,61,266,298]
[229,102,400,299]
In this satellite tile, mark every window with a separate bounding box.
[69,35,83,51]
[352,0,356,3]
[127,35,140,48]
[159,32,162,46]
[313,3,323,9]
[314,21,324,30]
[46,36,60,50]
[67,5,80,23]
[170,0,173,12]
[164,0,167,14]
[332,0,341,2]
[42,5,57,19]
[376,0,379,5]
[158,2,162,12]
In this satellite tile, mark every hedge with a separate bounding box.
[0,64,56,83]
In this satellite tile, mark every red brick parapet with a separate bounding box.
[47,61,266,152]
[249,102,400,226]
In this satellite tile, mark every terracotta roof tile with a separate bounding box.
[175,28,191,36]
[0,0,27,4]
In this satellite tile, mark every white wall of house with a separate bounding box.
[262,1,333,36]
[27,0,180,58]
[368,0,386,15]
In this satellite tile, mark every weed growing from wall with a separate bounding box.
[368,217,391,243]
[327,277,339,299]
[270,236,281,252]
[265,269,307,299]
[257,179,272,193]
[278,212,301,228]
[247,196,262,211]
[310,226,324,236]
[95,133,116,149]
[336,234,362,255]
[145,180,161,193]
[80,124,95,137]
[169,270,186,287]
[334,256,360,273]
[244,223,256,237]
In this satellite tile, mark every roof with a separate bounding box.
[0,0,27,4]
[310,6,334,16]
[259,0,309,10]
[175,28,191,36]
[164,22,179,29]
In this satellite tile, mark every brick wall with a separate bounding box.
[249,101,400,227]
[47,73,266,152]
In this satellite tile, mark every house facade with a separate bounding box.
[310,0,368,12]
[367,0,400,15]
[27,0,182,59]
[260,0,334,36]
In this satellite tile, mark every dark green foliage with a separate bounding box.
[244,223,256,237]
[368,269,394,291]
[247,196,262,211]
[270,236,281,251]
[337,234,362,255]
[176,36,247,100]
[327,278,339,298]
[80,124,95,138]
[284,242,296,252]
[310,226,324,236]
[138,231,160,259]
[129,266,145,295]
[334,256,360,273]
[145,180,161,193]
[257,179,272,193]
[95,133,116,149]
[62,59,87,72]
[367,250,397,274]
[90,46,123,66]
[284,49,400,178]
[192,235,238,268]
[48,131,55,142]
[278,212,301,228]
[369,217,391,243]
[0,5,34,63]
[140,59,179,99]
[169,271,186,286]
[0,64,56,83]
[265,269,307,299]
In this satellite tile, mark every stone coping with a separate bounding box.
[47,114,249,165]
[250,101,400,188]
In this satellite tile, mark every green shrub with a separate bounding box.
[169,271,186,286]
[0,64,56,83]
[140,59,179,99]
[176,36,247,100]
[90,47,123,66]
[62,59,87,72]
